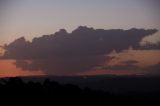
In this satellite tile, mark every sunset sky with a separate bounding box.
[0,0,160,45]
[0,0,160,77]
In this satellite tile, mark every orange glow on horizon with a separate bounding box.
[0,47,5,56]
[0,50,159,77]
[0,60,44,78]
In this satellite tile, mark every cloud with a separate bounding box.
[99,61,160,75]
[139,31,160,50]
[100,50,160,74]
[140,31,160,44]
[139,42,160,50]
[13,55,106,75]
[121,60,139,65]
[0,26,158,75]
[101,60,140,71]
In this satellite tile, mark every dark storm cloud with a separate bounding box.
[0,26,157,75]
[2,26,158,59]
[14,55,106,75]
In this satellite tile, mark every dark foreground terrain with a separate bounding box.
[0,76,160,105]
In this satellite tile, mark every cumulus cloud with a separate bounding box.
[0,26,158,75]
[141,31,160,44]
[139,31,160,50]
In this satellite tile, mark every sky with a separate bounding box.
[0,0,160,45]
[0,0,160,77]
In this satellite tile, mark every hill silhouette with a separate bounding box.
[0,77,160,105]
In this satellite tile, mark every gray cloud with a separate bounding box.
[0,26,158,75]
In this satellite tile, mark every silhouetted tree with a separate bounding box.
[0,77,159,105]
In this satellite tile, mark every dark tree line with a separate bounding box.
[0,77,159,105]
